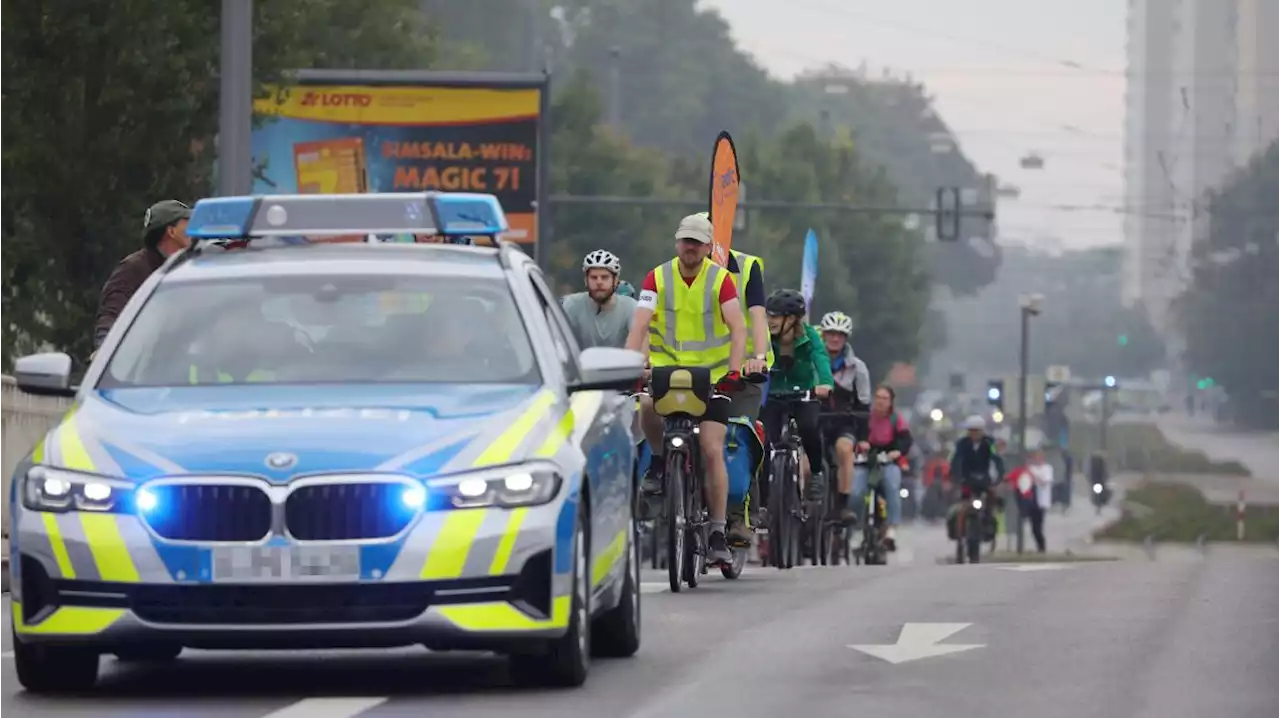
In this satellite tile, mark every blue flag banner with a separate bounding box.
[801,229,819,313]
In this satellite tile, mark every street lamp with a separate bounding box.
[1015,292,1043,554]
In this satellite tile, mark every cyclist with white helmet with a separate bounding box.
[560,249,637,349]
[819,310,873,523]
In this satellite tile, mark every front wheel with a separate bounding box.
[13,630,100,694]
[666,460,687,593]
[767,453,790,570]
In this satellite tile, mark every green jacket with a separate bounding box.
[768,324,834,394]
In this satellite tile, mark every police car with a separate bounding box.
[8,192,644,692]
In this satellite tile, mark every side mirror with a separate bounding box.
[14,352,76,398]
[570,347,645,393]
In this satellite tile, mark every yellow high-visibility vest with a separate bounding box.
[188,366,276,384]
[648,258,733,382]
[731,250,775,367]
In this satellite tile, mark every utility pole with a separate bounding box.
[1015,293,1043,554]
[218,0,253,196]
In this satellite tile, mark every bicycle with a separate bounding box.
[853,452,893,566]
[952,475,998,564]
[817,411,861,566]
[644,366,751,592]
[761,386,817,571]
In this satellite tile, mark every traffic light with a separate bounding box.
[1117,334,1129,346]
[1104,375,1117,388]
[986,379,1004,411]
[1196,377,1215,390]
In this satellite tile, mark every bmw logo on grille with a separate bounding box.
[265,452,298,470]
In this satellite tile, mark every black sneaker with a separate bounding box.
[707,531,733,566]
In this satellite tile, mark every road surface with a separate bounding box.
[5,527,1275,717]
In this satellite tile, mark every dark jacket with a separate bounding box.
[94,247,165,348]
[949,436,1005,485]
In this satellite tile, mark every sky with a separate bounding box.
[701,0,1129,250]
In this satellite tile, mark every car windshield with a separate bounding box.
[100,274,539,388]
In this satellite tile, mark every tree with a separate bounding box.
[2,0,438,365]
[1176,142,1278,427]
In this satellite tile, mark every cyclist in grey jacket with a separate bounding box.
[818,311,873,521]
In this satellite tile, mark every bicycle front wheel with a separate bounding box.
[665,460,687,592]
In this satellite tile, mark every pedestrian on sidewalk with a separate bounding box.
[1018,445,1049,550]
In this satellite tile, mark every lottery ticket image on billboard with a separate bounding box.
[252,84,542,244]
[294,138,369,194]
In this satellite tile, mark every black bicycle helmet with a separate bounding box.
[765,288,806,317]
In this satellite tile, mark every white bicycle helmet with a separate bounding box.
[820,311,854,336]
[583,249,621,275]
[964,414,987,431]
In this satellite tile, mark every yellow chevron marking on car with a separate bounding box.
[420,509,489,579]
[42,513,76,579]
[591,528,628,588]
[488,507,528,575]
[437,595,571,631]
[472,390,556,467]
[420,391,557,579]
[12,602,125,635]
[58,413,93,471]
[534,411,574,458]
[47,416,142,582]
[33,436,46,463]
[80,514,140,583]
[534,391,602,459]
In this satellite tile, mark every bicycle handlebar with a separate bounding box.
[854,452,894,465]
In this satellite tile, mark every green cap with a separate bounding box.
[143,200,191,235]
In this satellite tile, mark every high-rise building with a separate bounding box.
[1233,0,1280,167]
[1122,0,1277,338]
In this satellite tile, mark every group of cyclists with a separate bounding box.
[559,211,942,568]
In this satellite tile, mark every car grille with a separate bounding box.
[143,484,272,542]
[129,583,435,625]
[285,482,416,541]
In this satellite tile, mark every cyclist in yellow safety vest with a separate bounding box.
[724,248,772,546]
[625,212,749,568]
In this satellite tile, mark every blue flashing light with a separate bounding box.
[136,488,158,513]
[401,485,427,510]
[429,193,508,237]
[187,197,258,239]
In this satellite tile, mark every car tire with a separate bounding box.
[12,623,100,694]
[114,644,182,663]
[592,519,641,658]
[510,506,590,687]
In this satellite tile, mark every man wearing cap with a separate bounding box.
[92,200,191,350]
[624,212,749,567]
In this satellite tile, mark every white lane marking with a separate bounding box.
[261,698,389,718]
[849,622,985,665]
[994,564,1074,572]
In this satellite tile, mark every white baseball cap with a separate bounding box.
[674,213,713,244]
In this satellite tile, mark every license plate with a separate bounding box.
[212,545,361,583]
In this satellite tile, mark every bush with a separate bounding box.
[1096,481,1278,543]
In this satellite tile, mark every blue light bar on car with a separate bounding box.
[187,197,259,239]
[185,192,510,242]
[427,193,508,237]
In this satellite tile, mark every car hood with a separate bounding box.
[38,384,554,483]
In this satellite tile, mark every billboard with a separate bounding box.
[251,71,548,254]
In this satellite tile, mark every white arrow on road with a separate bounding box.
[849,623,984,664]
[994,564,1074,572]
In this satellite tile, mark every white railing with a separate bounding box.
[1,376,71,536]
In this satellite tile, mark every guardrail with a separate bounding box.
[1,375,71,536]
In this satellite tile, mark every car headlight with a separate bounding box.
[24,466,135,513]
[428,464,561,509]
